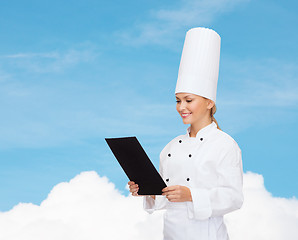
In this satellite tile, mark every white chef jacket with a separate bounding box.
[144,122,243,240]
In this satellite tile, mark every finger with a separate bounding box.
[129,182,138,188]
[166,194,179,202]
[165,191,182,201]
[163,191,178,198]
[162,185,179,192]
[168,197,180,202]
[129,186,139,193]
[128,181,135,186]
[162,188,174,194]
[129,184,138,190]
[131,186,140,195]
[130,187,139,193]
[166,193,184,202]
[162,188,178,195]
[129,183,138,188]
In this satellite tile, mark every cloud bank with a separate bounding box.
[225,172,298,240]
[0,171,297,240]
[0,172,163,240]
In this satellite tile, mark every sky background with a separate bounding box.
[0,0,297,216]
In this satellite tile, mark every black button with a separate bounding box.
[187,178,190,181]
[189,154,192,157]
[200,138,203,141]
[168,153,171,157]
[166,178,169,182]
[179,140,182,143]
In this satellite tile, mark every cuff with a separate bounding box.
[143,196,155,213]
[143,195,167,213]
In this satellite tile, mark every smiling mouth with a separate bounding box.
[181,113,191,118]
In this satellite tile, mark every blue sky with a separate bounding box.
[0,0,297,211]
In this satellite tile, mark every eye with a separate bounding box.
[176,100,181,103]
[186,100,192,103]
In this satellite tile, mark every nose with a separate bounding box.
[178,101,187,112]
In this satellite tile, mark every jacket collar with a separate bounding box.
[186,121,217,140]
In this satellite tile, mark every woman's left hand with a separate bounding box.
[162,185,192,202]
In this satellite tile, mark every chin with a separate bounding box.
[182,119,191,125]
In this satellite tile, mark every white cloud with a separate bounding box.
[226,172,298,240]
[0,171,297,240]
[0,171,164,240]
[116,0,250,47]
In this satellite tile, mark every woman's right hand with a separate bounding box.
[128,181,156,199]
[128,181,139,196]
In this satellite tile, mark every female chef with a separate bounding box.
[128,27,243,240]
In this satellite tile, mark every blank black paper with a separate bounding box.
[105,137,167,195]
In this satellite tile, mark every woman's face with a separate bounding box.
[175,93,214,125]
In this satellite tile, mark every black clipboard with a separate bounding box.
[105,136,167,195]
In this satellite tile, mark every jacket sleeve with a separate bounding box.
[143,195,167,213]
[143,144,168,213]
[187,142,244,220]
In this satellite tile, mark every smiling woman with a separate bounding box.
[128,27,243,240]
[176,93,215,136]
[175,94,221,134]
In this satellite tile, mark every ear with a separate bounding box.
[206,100,215,110]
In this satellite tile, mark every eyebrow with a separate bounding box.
[176,95,193,99]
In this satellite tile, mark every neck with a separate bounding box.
[189,118,212,138]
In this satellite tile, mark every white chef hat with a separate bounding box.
[175,27,221,103]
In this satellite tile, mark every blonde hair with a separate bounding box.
[211,105,221,130]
